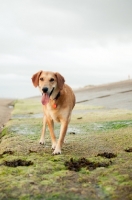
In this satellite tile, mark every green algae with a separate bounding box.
[0,98,132,200]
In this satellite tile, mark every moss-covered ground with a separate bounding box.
[0,98,132,200]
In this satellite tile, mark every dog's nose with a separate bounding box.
[42,87,48,93]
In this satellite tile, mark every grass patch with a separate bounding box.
[88,120,132,132]
[0,98,132,199]
[13,99,42,115]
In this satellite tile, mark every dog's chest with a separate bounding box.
[45,105,60,122]
[51,110,60,122]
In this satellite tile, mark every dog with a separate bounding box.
[31,71,75,155]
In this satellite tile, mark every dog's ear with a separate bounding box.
[31,70,42,87]
[55,72,65,90]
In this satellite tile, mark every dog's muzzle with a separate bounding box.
[41,87,55,105]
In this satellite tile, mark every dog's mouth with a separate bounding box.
[41,93,50,105]
[41,87,54,105]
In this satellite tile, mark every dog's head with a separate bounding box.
[31,71,65,105]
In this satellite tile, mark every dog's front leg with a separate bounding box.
[53,120,68,155]
[39,115,46,145]
[47,119,57,150]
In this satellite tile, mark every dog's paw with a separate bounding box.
[51,142,57,150]
[52,148,61,155]
[39,139,45,145]
[52,151,61,155]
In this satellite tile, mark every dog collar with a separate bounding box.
[49,87,55,97]
[53,91,60,100]
[52,91,60,109]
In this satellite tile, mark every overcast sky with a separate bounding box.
[0,0,132,98]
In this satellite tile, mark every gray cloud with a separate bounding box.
[0,0,132,97]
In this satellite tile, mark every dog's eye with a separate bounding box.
[50,78,54,82]
[40,78,44,81]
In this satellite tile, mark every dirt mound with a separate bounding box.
[3,159,33,167]
[64,157,112,172]
[125,147,132,152]
[97,152,117,158]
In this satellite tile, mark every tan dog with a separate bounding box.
[32,71,75,155]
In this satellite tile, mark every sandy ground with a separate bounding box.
[0,79,132,133]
